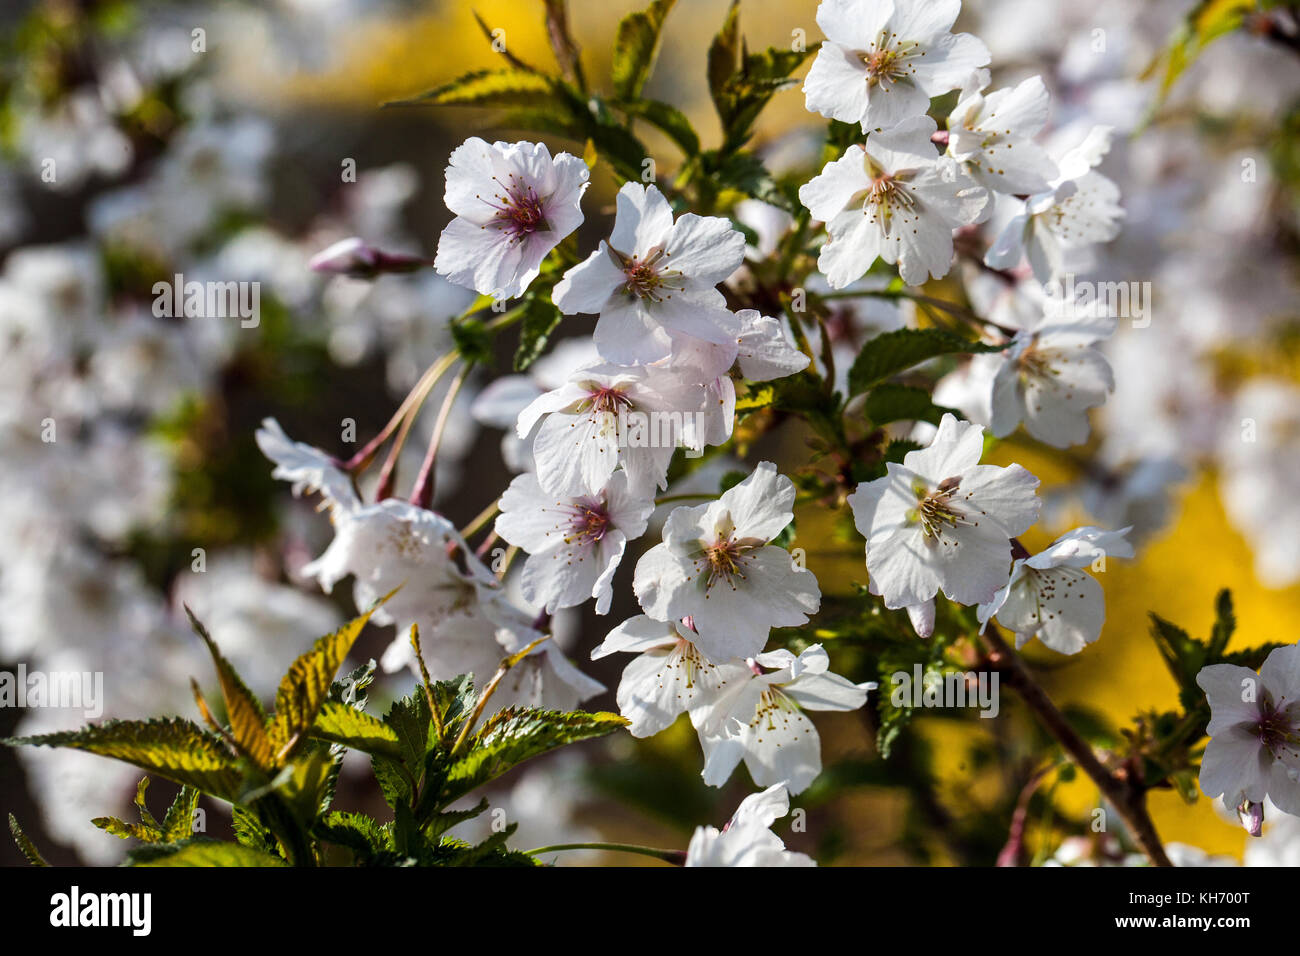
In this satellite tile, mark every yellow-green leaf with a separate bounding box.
[132,841,287,867]
[268,603,383,758]
[8,719,243,802]
[185,605,274,769]
[310,700,402,759]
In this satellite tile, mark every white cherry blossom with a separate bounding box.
[847,413,1041,609]
[799,116,988,287]
[946,72,1058,196]
[301,498,503,673]
[685,784,816,867]
[434,137,589,300]
[591,615,749,737]
[633,462,821,661]
[515,361,708,498]
[552,182,744,364]
[692,645,873,794]
[495,471,654,615]
[1197,644,1300,819]
[256,417,358,515]
[803,0,990,133]
[988,307,1117,447]
[984,126,1124,284]
[978,526,1133,654]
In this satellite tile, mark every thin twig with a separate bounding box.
[981,625,1173,867]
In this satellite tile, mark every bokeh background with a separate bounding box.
[2,0,1299,866]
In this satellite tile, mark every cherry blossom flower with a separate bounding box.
[590,615,750,737]
[1197,644,1300,819]
[551,182,744,364]
[495,471,654,615]
[515,361,707,498]
[977,526,1132,654]
[803,0,990,133]
[799,116,989,287]
[946,72,1058,196]
[301,498,503,672]
[984,125,1124,285]
[847,413,1041,610]
[692,645,873,794]
[256,417,358,515]
[434,137,589,300]
[988,308,1117,448]
[471,338,600,472]
[488,617,606,714]
[685,784,816,867]
[633,462,821,661]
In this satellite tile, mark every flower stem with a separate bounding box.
[524,842,687,865]
[373,352,460,500]
[345,349,458,473]
[459,498,501,540]
[981,624,1173,867]
[409,362,471,509]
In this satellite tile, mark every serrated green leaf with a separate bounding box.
[612,0,677,100]
[863,384,959,426]
[423,797,490,840]
[268,602,382,758]
[311,699,401,759]
[1207,588,1236,658]
[185,605,274,769]
[8,814,48,866]
[707,1,741,110]
[883,438,922,464]
[129,839,288,867]
[847,328,1005,396]
[7,719,243,802]
[161,785,201,841]
[384,68,559,109]
[616,97,699,155]
[313,810,392,862]
[513,296,564,372]
[439,707,627,805]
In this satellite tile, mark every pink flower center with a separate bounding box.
[581,384,633,415]
[564,499,611,545]
[606,245,676,302]
[485,174,550,242]
[1254,695,1300,760]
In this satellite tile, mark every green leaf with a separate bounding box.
[129,839,288,867]
[384,69,559,109]
[7,719,243,802]
[847,328,1005,396]
[313,811,392,863]
[439,707,627,805]
[185,605,274,769]
[616,98,699,155]
[1206,588,1236,658]
[707,1,742,110]
[161,785,202,841]
[1149,613,1208,711]
[1142,0,1257,108]
[513,296,564,372]
[863,384,959,426]
[542,0,585,86]
[713,152,795,211]
[268,602,383,758]
[311,700,402,760]
[423,797,490,840]
[883,438,922,464]
[8,814,48,866]
[612,0,677,100]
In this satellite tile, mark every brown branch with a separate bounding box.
[981,625,1173,867]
